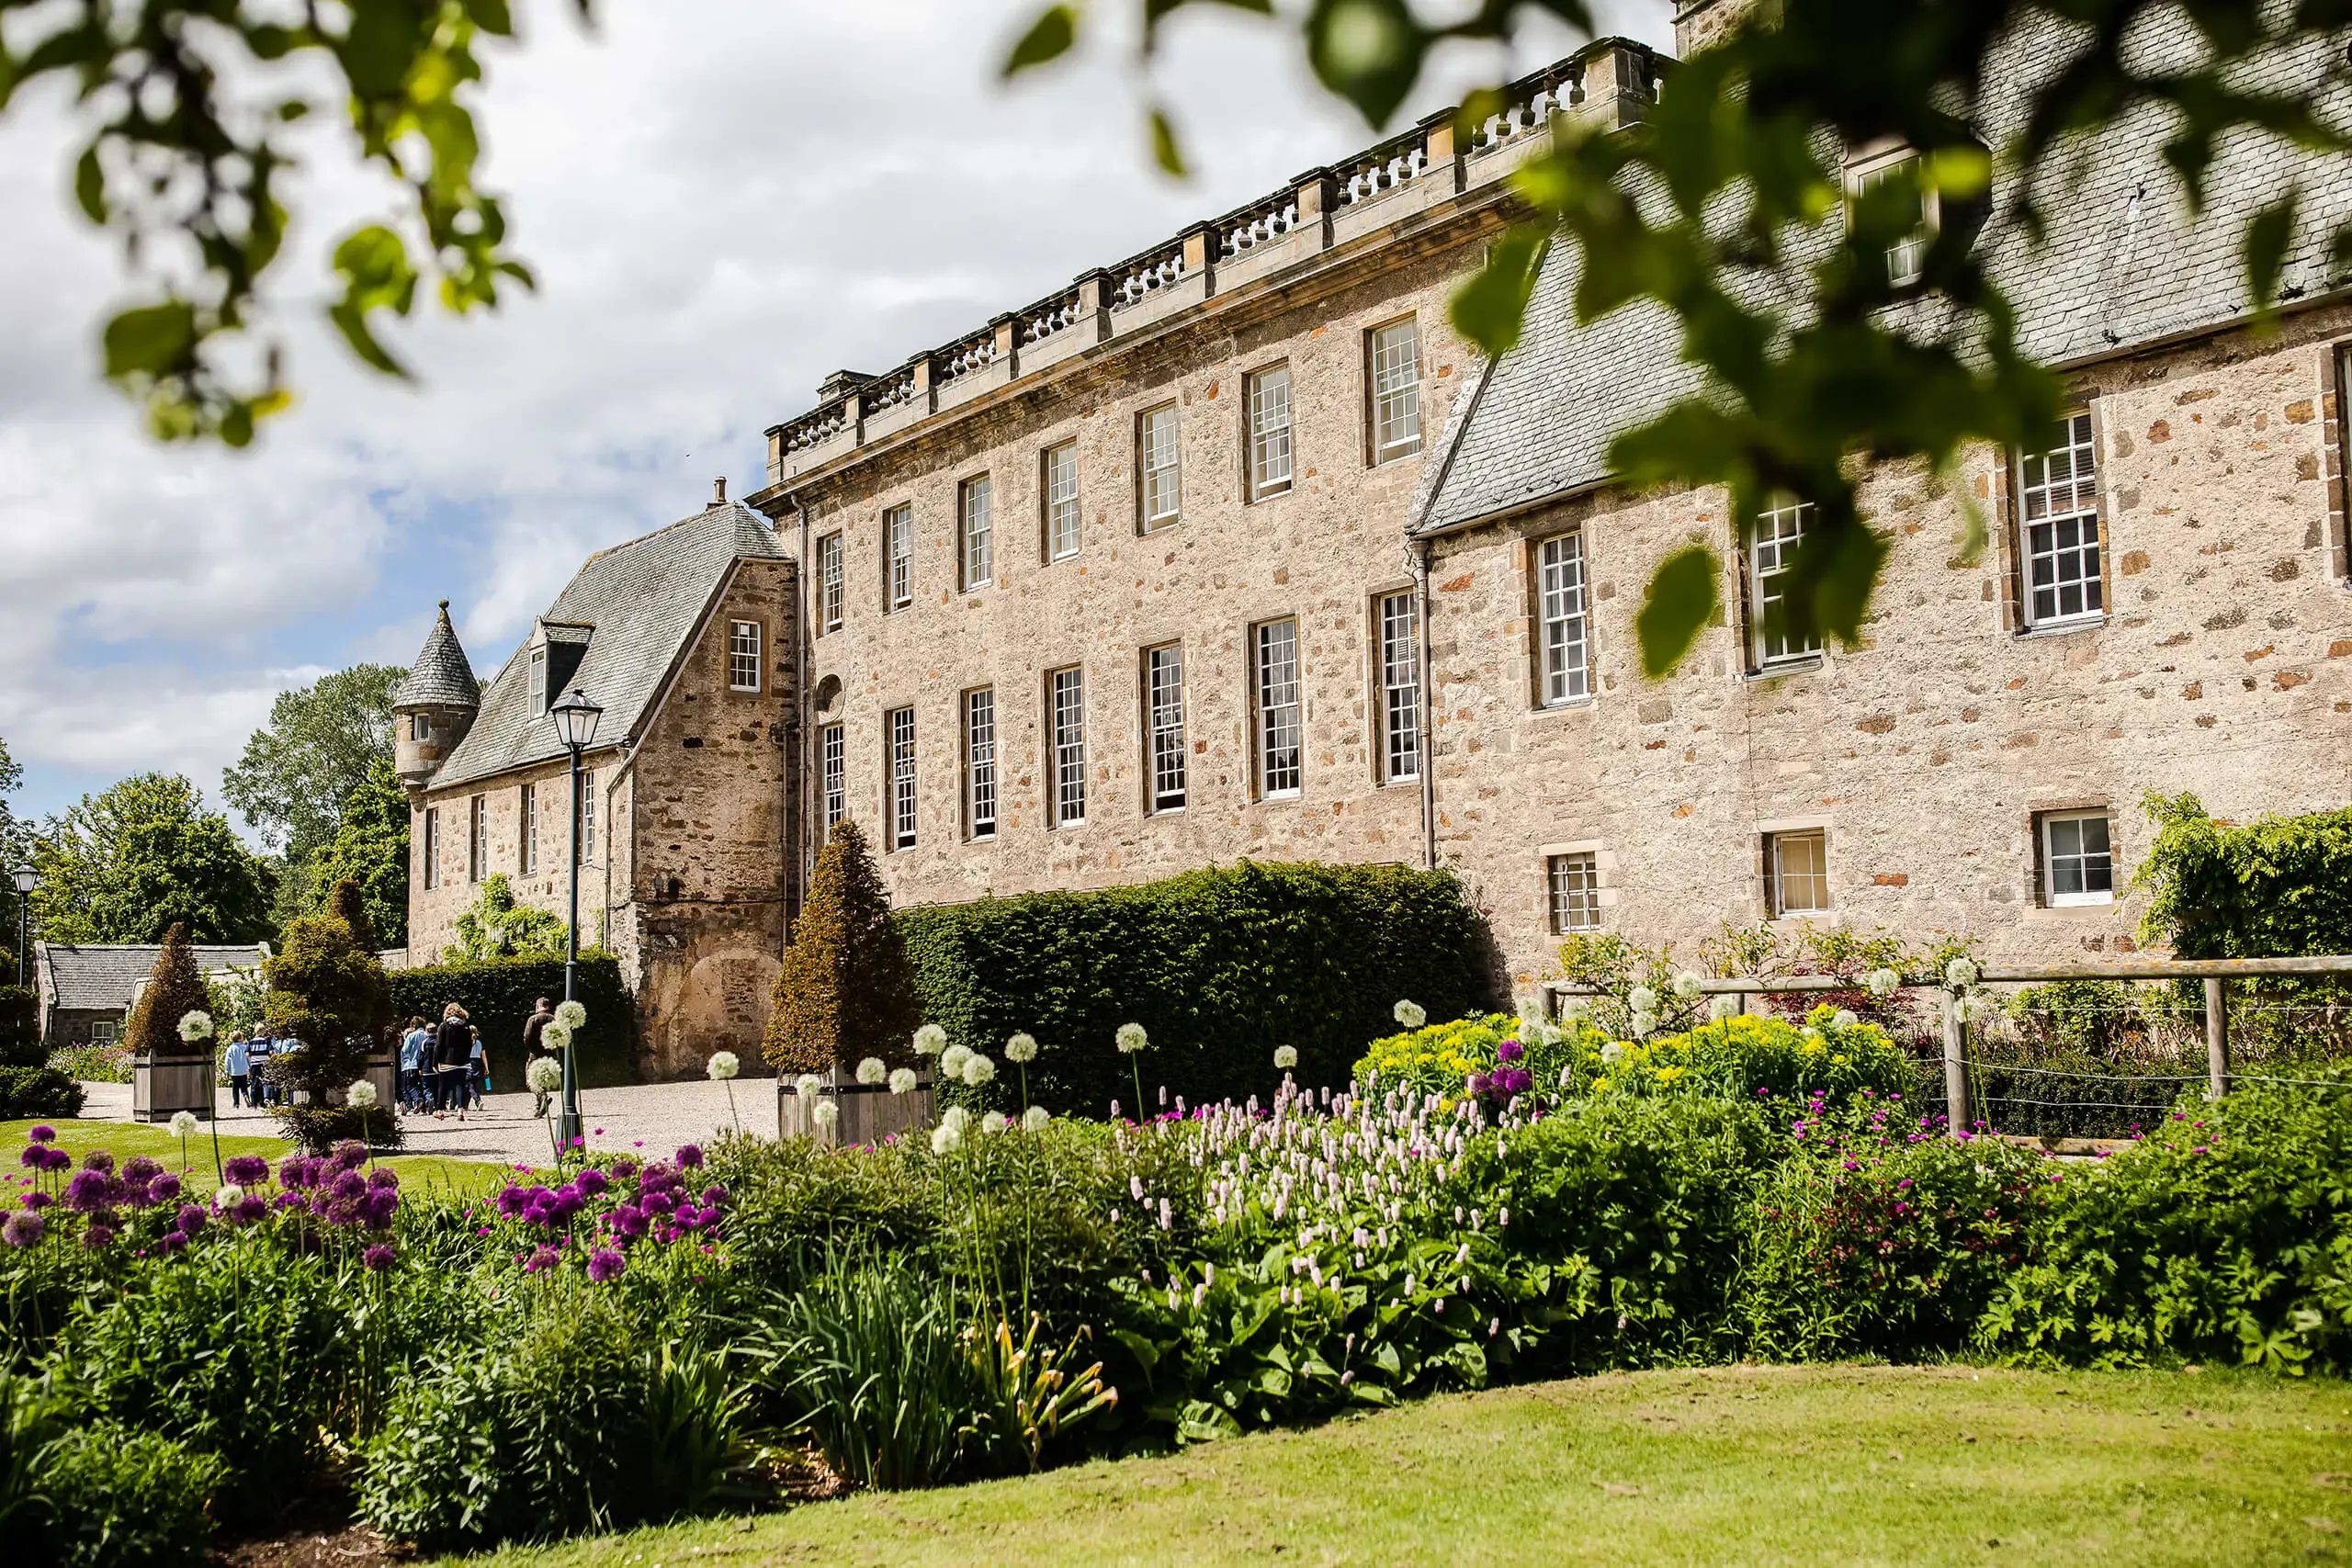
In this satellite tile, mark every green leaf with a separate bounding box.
[1149,106,1187,177]
[1635,545,1721,679]
[102,301,198,379]
[329,224,421,378]
[1003,6,1080,77]
[1449,227,1548,359]
[74,145,105,223]
[2244,191,2299,321]
[1305,0,1425,128]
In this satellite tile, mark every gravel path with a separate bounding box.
[74,1077,776,1167]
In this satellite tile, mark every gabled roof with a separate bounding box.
[1417,18,2352,534]
[38,943,267,1013]
[429,502,788,790]
[394,601,481,709]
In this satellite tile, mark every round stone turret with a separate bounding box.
[392,600,481,789]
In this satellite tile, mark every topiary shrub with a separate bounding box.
[121,922,210,1059]
[0,1066,84,1119]
[389,953,635,1090]
[265,881,399,1153]
[763,819,919,1076]
[897,860,1498,1115]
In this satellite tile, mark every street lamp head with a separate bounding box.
[548,688,603,751]
[10,867,35,897]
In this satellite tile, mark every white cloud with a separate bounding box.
[0,0,1672,822]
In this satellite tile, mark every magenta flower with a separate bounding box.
[368,1168,399,1190]
[148,1173,182,1205]
[587,1248,626,1283]
[82,1223,116,1249]
[64,1170,114,1213]
[575,1168,609,1197]
[1,1211,42,1247]
[523,1245,560,1274]
[175,1203,207,1234]
[122,1156,162,1185]
[17,1147,42,1170]
[222,1155,269,1186]
[23,1191,52,1212]
[27,1126,54,1145]
[362,1244,397,1272]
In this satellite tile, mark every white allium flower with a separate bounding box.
[855,1056,886,1085]
[1600,1043,1626,1066]
[1831,1010,1860,1031]
[888,1067,918,1095]
[1867,967,1901,997]
[213,1184,243,1209]
[169,1110,200,1139]
[811,1100,840,1128]
[526,1056,563,1094]
[1629,1010,1657,1039]
[939,1043,973,1079]
[1627,987,1658,1014]
[346,1079,379,1110]
[554,1000,588,1031]
[539,1021,574,1053]
[1115,1021,1149,1055]
[1671,972,1703,1000]
[1022,1105,1049,1132]
[177,1010,214,1043]
[981,1111,1009,1134]
[1707,994,1740,1022]
[1004,1032,1038,1064]
[941,1105,971,1134]
[1558,997,1589,1021]
[1273,1045,1299,1070]
[1392,1000,1426,1031]
[1945,957,1979,990]
[961,1054,996,1087]
[931,1121,963,1155]
[912,1023,946,1056]
[796,1073,823,1097]
[707,1051,741,1082]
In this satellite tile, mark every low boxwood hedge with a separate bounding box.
[897,860,1498,1115]
[388,955,636,1090]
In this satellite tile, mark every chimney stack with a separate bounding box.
[713,476,728,506]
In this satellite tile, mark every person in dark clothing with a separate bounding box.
[433,1003,477,1119]
[521,997,556,1116]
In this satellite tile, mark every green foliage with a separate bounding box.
[2136,793,2352,967]
[293,758,412,947]
[357,1280,744,1547]
[764,819,921,1076]
[898,860,1498,1115]
[222,664,402,863]
[1577,1007,1916,1107]
[122,921,212,1058]
[6,2,584,444]
[0,987,38,1069]
[38,1420,228,1568]
[1352,1012,1522,1097]
[265,891,399,1152]
[445,872,569,962]
[388,953,635,1090]
[31,773,272,943]
[0,1066,87,1119]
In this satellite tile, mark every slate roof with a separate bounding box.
[429,502,788,790]
[38,943,267,1014]
[393,601,481,709]
[1417,18,2352,533]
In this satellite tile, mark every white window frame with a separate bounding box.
[729,619,763,693]
[2041,810,2116,907]
[518,783,537,875]
[1547,852,1601,933]
[1140,404,1181,531]
[820,722,845,840]
[1751,502,1823,670]
[1377,590,1419,784]
[884,502,914,611]
[411,712,431,742]
[1369,319,1422,464]
[575,771,596,866]
[965,688,998,841]
[469,795,488,884]
[1146,644,1187,813]
[818,533,844,635]
[422,806,439,891]
[888,706,917,852]
[2016,410,2105,630]
[528,646,548,716]
[1766,829,1831,918]
[1843,145,1936,289]
[1049,667,1087,828]
[1043,442,1080,562]
[1247,365,1294,502]
[1537,533,1590,705]
[1252,617,1302,800]
[90,1021,119,1045]
[959,474,993,591]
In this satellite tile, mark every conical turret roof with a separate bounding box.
[393,600,481,709]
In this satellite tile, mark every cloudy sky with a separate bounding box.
[0,0,1672,836]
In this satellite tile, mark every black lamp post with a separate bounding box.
[548,687,602,1152]
[11,867,36,991]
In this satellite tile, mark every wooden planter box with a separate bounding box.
[130,1051,215,1122]
[778,1067,933,1146]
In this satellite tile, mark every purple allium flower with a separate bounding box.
[1496,1039,1525,1064]
[363,1190,399,1229]
[367,1168,399,1190]
[40,1147,71,1173]
[329,1170,367,1203]
[22,1191,51,1212]
[278,1156,313,1189]
[27,1125,54,1145]
[1465,1073,1489,1098]
[17,1147,41,1170]
[587,1248,626,1283]
[82,1223,116,1249]
[611,1204,648,1238]
[611,1155,639,1179]
[233,1196,267,1224]
[1,1211,42,1247]
[147,1174,182,1205]
[700,1184,729,1207]
[64,1170,114,1213]
[223,1156,269,1186]
[640,1190,675,1216]
[574,1168,608,1197]
[175,1203,207,1234]
[159,1230,189,1255]
[121,1156,162,1185]
[362,1244,397,1272]
[523,1245,560,1274]
[81,1150,115,1174]
[330,1141,368,1172]
[675,1145,704,1170]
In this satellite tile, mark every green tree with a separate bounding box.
[265,881,399,1152]
[1012,0,2352,674]
[762,819,919,1076]
[445,874,567,964]
[303,760,411,950]
[0,734,28,973]
[122,921,212,1058]
[34,773,272,944]
[222,664,402,863]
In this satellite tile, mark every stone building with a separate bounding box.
[32,941,268,1048]
[394,492,800,1076]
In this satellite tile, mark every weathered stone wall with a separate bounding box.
[1426,304,2352,999]
[407,748,626,964]
[796,243,1479,906]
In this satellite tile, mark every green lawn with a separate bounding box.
[0,1118,534,1197]
[447,1364,2352,1568]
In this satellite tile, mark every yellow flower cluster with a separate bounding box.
[1353,1012,1516,1094]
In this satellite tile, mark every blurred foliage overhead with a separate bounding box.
[1010,0,2352,675]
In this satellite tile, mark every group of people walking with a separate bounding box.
[221,1028,298,1108]
[223,998,561,1121]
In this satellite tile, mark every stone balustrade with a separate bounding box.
[763,38,1665,489]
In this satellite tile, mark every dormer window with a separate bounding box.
[1844,142,1932,288]
[529,647,548,716]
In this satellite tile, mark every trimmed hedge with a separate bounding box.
[388,955,636,1090]
[0,985,38,1068]
[896,861,1498,1115]
[0,1066,86,1119]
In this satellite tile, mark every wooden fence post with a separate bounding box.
[1942,993,1971,1138]
[2203,976,2230,1098]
